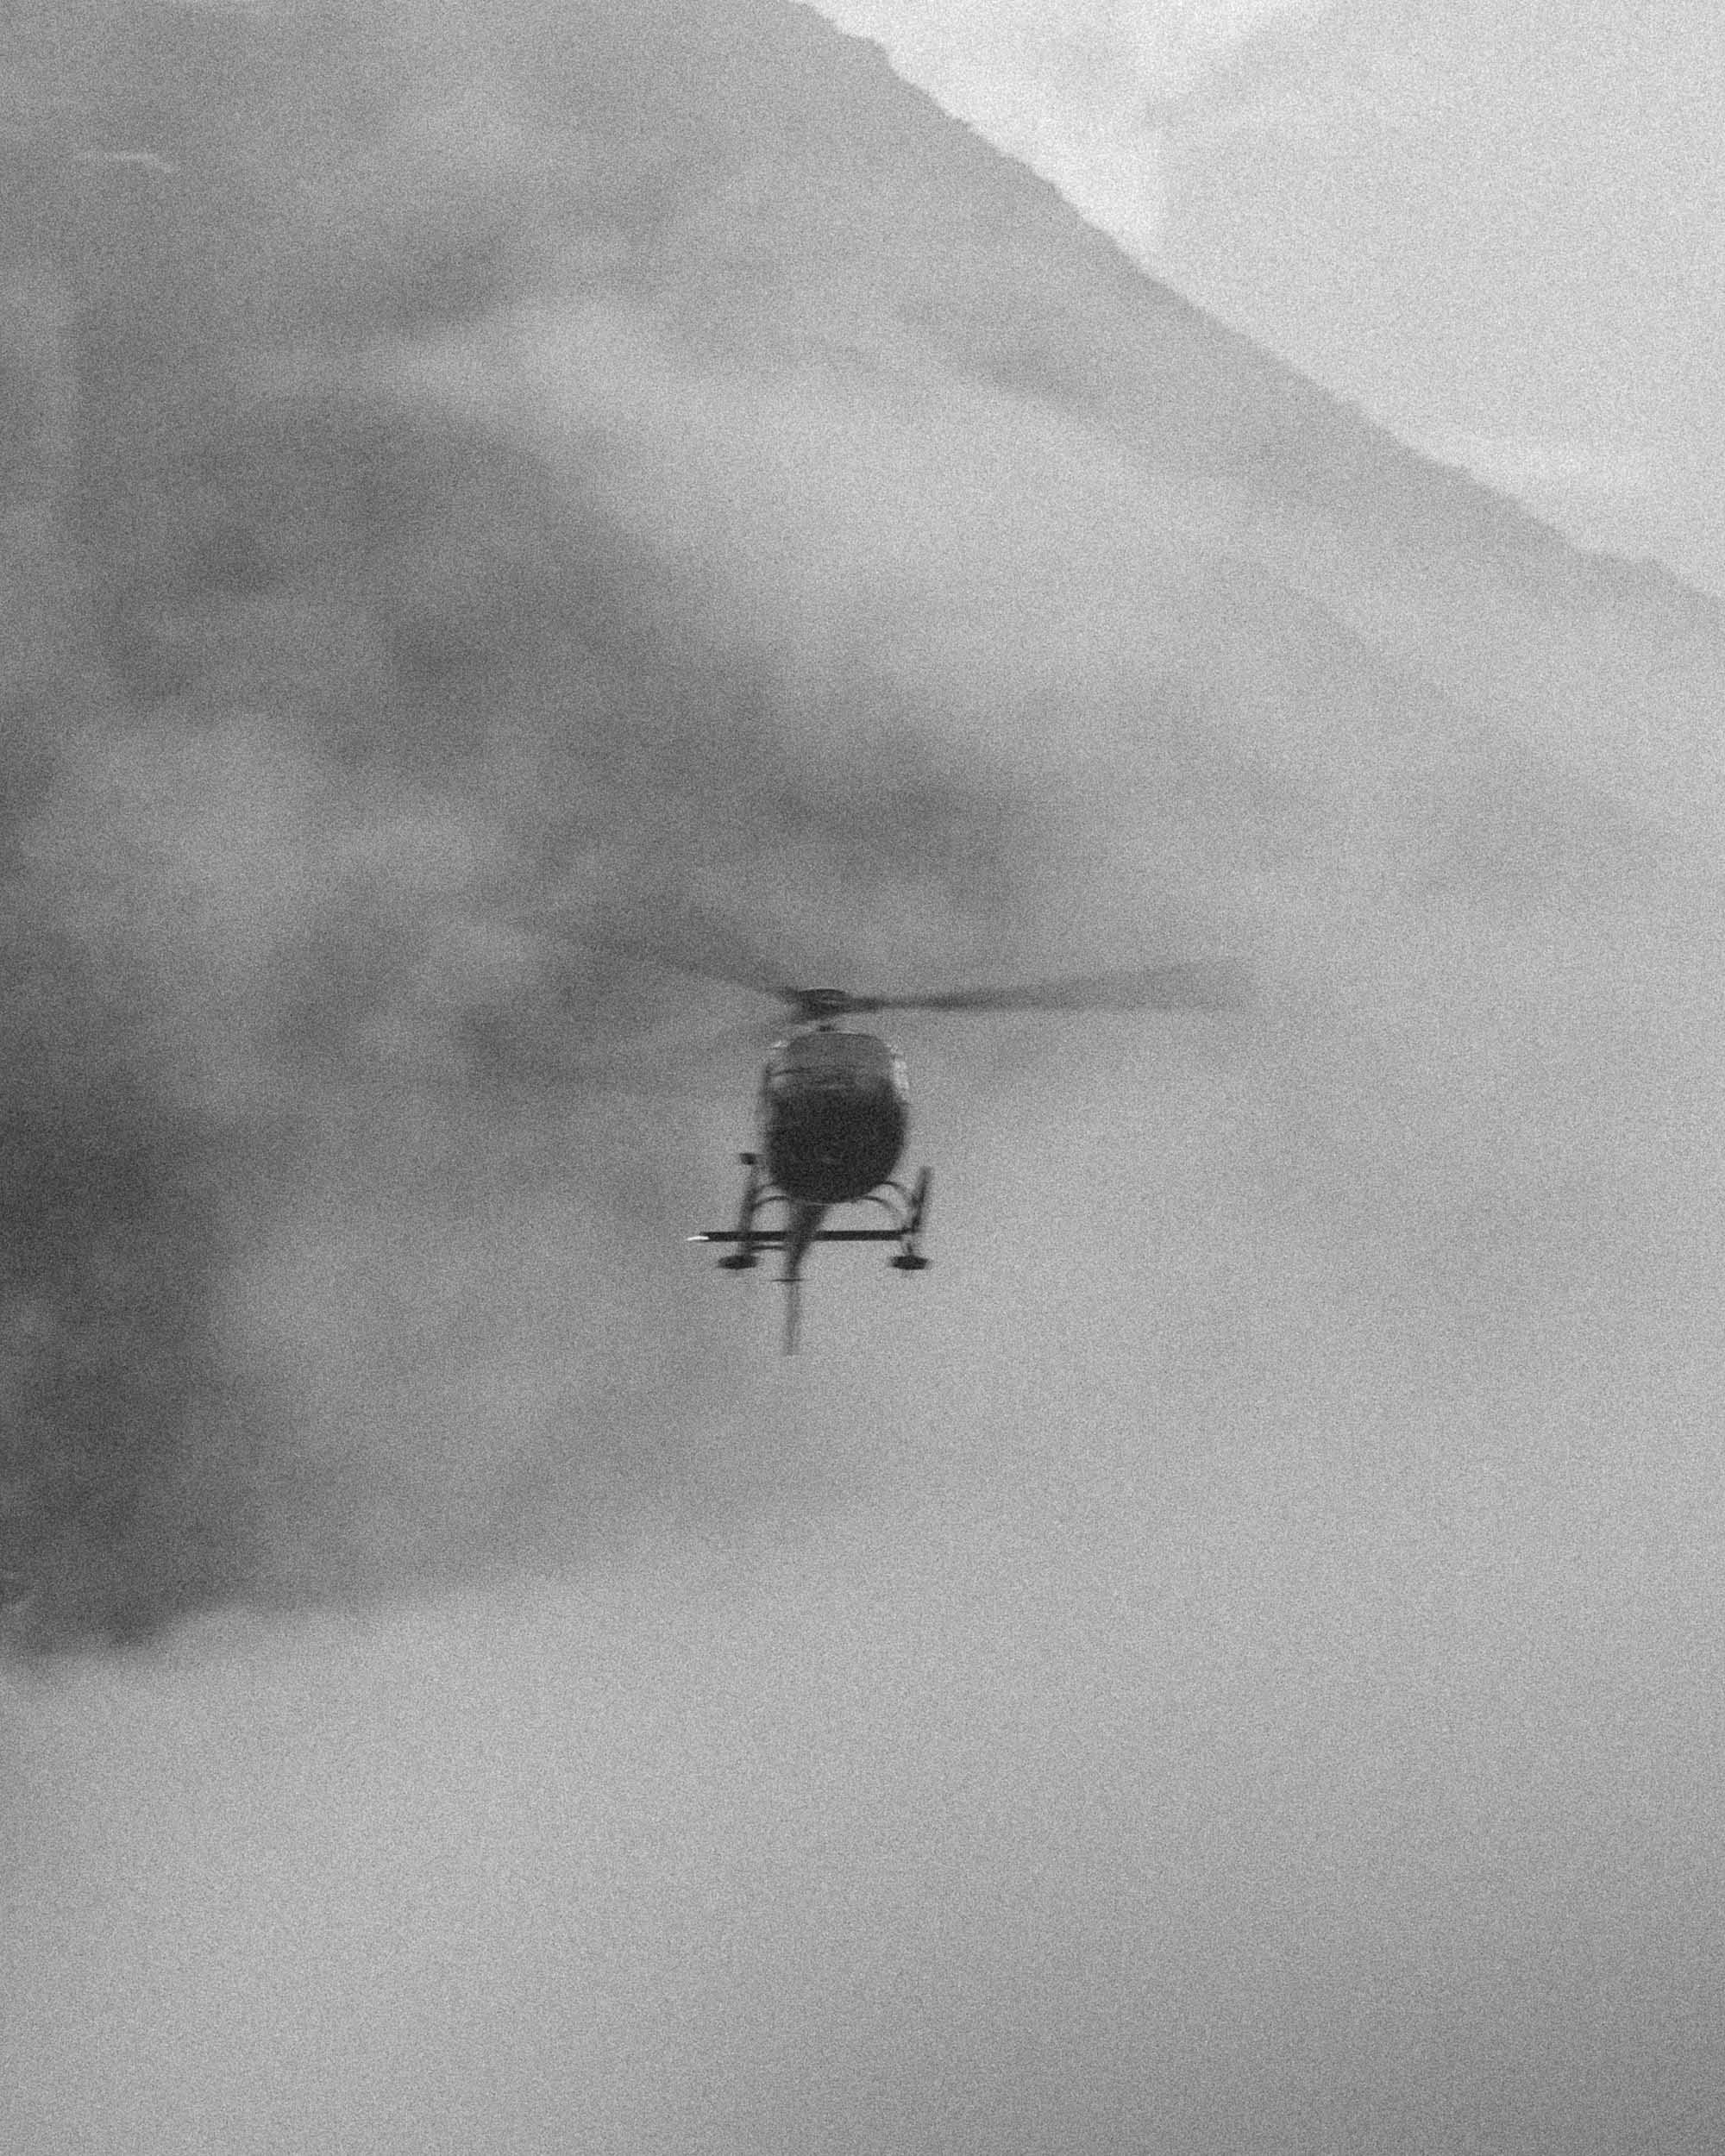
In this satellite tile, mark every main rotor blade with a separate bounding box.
[580,903,796,1001]
[862,961,1252,1015]
[555,1014,778,1094]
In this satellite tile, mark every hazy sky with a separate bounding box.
[814,0,1725,598]
[4,5,1724,2153]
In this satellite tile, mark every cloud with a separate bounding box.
[4,0,1720,1665]
[0,0,1080,1649]
[7,9,1725,2156]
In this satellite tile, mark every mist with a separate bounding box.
[4,3,1724,2151]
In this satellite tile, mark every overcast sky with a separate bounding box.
[813,0,1725,599]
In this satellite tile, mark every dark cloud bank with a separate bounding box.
[3,5,1725,2151]
[3,0,1073,1646]
[5,0,1715,1655]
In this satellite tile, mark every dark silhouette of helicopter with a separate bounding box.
[687,963,1249,1351]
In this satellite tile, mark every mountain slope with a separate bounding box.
[0,0,1718,1645]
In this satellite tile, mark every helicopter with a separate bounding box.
[686,962,1249,1352]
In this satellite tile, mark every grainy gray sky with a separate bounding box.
[814,0,1725,597]
[3,5,1724,2153]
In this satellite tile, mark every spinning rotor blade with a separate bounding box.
[556,1014,777,1095]
[534,893,1249,1028]
[856,960,1252,1017]
[581,905,793,1000]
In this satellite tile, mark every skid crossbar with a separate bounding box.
[690,1229,905,1244]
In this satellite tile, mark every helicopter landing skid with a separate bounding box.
[714,1152,763,1269]
[691,1163,932,1275]
[888,1166,931,1271]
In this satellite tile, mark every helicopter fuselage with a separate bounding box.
[691,1022,928,1348]
[760,1024,910,1204]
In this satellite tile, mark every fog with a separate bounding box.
[3,3,1723,2150]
